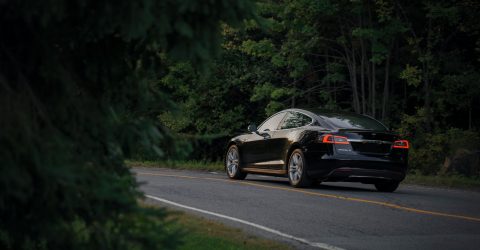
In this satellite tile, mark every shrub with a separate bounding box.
[397,109,480,176]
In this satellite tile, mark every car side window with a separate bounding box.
[279,112,312,130]
[258,112,286,132]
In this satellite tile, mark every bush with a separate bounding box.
[397,109,480,176]
[132,133,231,162]
[408,133,448,175]
[0,0,254,249]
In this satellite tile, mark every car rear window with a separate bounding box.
[319,113,388,131]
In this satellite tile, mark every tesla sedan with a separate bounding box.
[224,108,409,192]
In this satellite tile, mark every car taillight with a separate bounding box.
[322,134,350,145]
[393,140,409,149]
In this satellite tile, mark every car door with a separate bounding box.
[240,112,286,167]
[269,111,314,170]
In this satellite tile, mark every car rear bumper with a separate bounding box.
[321,167,405,183]
[304,153,407,182]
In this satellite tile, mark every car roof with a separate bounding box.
[284,108,372,119]
[281,108,387,130]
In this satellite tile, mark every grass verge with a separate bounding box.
[127,159,224,172]
[128,160,480,190]
[403,172,480,190]
[160,207,290,250]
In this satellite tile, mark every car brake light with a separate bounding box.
[393,140,409,149]
[322,134,350,145]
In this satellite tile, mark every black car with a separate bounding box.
[224,108,409,192]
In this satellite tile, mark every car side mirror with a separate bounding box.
[247,124,257,133]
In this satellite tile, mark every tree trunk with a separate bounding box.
[422,57,432,132]
[326,48,331,102]
[367,5,373,117]
[371,62,376,117]
[469,104,472,130]
[341,31,360,113]
[423,19,433,132]
[292,79,296,108]
[381,54,390,121]
[359,13,366,115]
[346,61,360,113]
[366,54,372,116]
[424,79,431,131]
[361,39,366,114]
[351,47,360,113]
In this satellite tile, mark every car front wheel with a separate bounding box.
[225,145,247,180]
[288,149,312,188]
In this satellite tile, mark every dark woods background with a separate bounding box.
[0,0,254,249]
[0,0,479,249]
[158,0,480,177]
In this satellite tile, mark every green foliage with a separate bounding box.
[408,129,480,175]
[398,110,480,175]
[127,160,224,172]
[250,82,275,102]
[409,133,448,175]
[0,0,254,249]
[399,64,422,87]
[439,71,480,110]
[159,58,254,135]
[374,0,394,23]
[249,83,293,115]
[148,0,480,178]
[240,39,276,58]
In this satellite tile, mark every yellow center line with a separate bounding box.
[136,171,480,223]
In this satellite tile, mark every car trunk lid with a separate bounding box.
[337,129,397,155]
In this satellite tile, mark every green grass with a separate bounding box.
[128,160,480,190]
[164,209,291,250]
[403,172,480,190]
[126,159,224,172]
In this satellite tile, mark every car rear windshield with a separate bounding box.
[318,113,388,131]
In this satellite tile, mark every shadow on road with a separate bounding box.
[244,177,375,193]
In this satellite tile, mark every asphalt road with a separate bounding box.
[134,167,480,250]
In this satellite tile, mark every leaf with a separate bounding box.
[399,64,422,87]
[240,39,276,58]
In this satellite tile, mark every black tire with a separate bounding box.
[313,180,322,187]
[374,180,400,192]
[225,145,247,180]
[287,149,312,188]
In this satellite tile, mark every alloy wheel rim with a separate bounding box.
[289,152,303,184]
[226,147,239,176]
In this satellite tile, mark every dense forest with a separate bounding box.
[159,0,480,176]
[1,0,479,249]
[0,0,254,249]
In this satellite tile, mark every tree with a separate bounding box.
[157,0,480,176]
[0,0,254,249]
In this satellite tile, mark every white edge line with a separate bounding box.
[145,194,345,250]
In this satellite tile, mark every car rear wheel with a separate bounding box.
[288,149,312,188]
[225,145,247,180]
[374,180,399,192]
